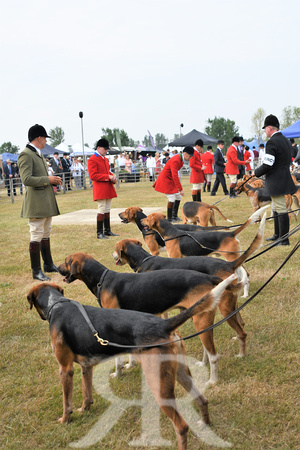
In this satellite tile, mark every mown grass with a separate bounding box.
[0,177,299,449]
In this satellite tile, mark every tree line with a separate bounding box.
[1,106,299,154]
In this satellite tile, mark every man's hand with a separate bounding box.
[49,176,62,185]
[109,174,117,184]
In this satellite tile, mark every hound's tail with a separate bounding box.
[165,274,237,334]
[209,204,233,223]
[231,211,267,271]
[233,205,270,237]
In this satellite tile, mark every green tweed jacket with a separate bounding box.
[18,145,60,219]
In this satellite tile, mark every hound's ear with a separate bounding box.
[27,291,36,310]
[137,207,143,212]
[70,260,80,279]
[128,209,134,221]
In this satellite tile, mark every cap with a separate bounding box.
[28,124,51,142]
[262,114,280,129]
[95,138,109,149]
[182,146,195,156]
[195,139,203,147]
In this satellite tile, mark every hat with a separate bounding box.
[96,138,109,149]
[207,145,212,150]
[164,152,169,157]
[195,139,203,147]
[28,124,51,142]
[182,146,195,156]
[262,114,280,129]
[232,136,240,144]
[217,139,224,144]
[6,159,11,163]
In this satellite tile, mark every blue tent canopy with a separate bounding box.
[281,119,300,138]
[243,137,265,149]
[1,152,19,163]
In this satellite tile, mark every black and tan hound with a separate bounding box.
[27,277,235,448]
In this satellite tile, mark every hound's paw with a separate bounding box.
[110,370,122,378]
[58,414,71,424]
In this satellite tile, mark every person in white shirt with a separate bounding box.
[146,154,156,181]
[70,157,84,190]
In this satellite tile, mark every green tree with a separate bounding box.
[49,126,65,147]
[155,133,168,149]
[281,106,300,129]
[251,108,266,142]
[99,128,135,147]
[205,117,239,149]
[0,141,20,154]
[142,135,151,147]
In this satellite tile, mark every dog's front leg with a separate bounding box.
[58,363,74,423]
[79,365,94,412]
[110,356,124,378]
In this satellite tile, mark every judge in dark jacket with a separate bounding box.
[254,114,296,245]
[210,140,229,196]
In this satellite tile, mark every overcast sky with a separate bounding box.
[1,0,299,150]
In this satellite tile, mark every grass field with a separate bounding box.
[0,177,299,449]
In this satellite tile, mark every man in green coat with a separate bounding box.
[18,124,62,281]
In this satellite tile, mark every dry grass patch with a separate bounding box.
[0,178,299,449]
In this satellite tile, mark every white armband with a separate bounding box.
[262,154,275,166]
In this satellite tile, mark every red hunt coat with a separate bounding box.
[153,153,183,194]
[189,149,206,183]
[88,152,117,201]
[201,151,214,174]
[225,145,247,175]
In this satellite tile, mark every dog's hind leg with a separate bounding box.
[192,312,220,384]
[110,356,124,378]
[58,362,75,423]
[218,293,247,358]
[175,341,211,425]
[139,348,189,449]
[78,365,94,412]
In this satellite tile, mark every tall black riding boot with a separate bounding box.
[104,213,119,236]
[41,238,59,272]
[196,190,202,202]
[207,182,211,192]
[203,182,206,192]
[30,241,50,281]
[97,213,108,239]
[266,212,279,241]
[172,200,182,222]
[277,212,290,246]
[230,185,237,198]
[167,202,174,222]
[192,190,197,201]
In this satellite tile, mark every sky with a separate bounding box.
[0,0,299,151]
